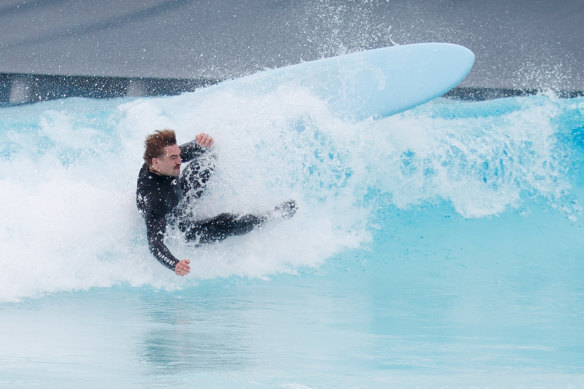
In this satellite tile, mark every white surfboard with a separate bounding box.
[207,43,475,121]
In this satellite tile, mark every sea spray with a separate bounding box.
[0,92,581,301]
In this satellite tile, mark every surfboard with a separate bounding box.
[209,43,475,121]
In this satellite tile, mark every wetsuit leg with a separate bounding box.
[179,213,266,244]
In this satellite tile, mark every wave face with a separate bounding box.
[0,87,583,302]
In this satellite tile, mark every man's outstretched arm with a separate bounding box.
[145,214,190,276]
[180,133,214,163]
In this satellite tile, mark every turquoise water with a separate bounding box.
[1,88,583,388]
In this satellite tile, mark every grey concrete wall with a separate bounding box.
[0,0,582,95]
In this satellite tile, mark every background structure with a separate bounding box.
[1,0,582,103]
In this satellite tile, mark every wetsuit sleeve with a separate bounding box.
[145,212,180,271]
[180,140,207,163]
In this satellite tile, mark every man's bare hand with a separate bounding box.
[175,259,191,276]
[195,133,214,148]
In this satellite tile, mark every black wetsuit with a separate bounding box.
[136,140,265,271]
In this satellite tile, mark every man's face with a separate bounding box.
[152,144,182,177]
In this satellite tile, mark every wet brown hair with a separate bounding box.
[143,129,177,166]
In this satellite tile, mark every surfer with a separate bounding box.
[136,129,296,276]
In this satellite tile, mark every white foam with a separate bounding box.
[0,92,575,301]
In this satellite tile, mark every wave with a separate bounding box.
[0,87,582,302]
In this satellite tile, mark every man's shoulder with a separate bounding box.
[137,163,150,180]
[136,164,176,214]
[136,164,162,210]
[137,164,161,189]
